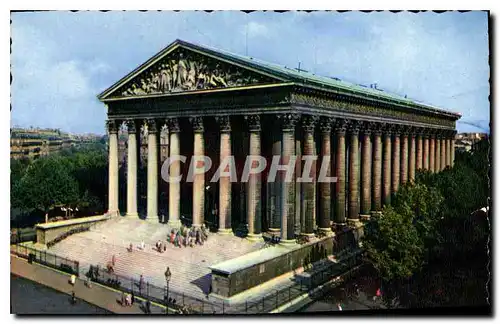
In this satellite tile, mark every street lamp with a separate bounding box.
[165,267,171,314]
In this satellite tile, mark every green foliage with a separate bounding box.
[364,138,490,284]
[14,155,80,212]
[392,182,444,253]
[363,206,423,281]
[11,144,108,222]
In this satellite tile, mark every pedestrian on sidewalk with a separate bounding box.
[70,274,76,286]
[373,287,382,301]
[337,303,342,311]
[121,292,126,306]
[86,276,92,288]
[71,291,77,305]
[139,274,144,293]
[112,254,116,266]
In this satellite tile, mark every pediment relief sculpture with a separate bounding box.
[117,49,276,97]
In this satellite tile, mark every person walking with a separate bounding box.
[337,303,342,311]
[112,254,116,266]
[139,274,144,294]
[70,274,76,286]
[71,291,77,305]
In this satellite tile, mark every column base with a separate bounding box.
[217,228,233,235]
[347,218,363,227]
[370,210,383,218]
[359,214,371,222]
[167,219,182,229]
[267,228,281,235]
[145,216,159,223]
[106,210,119,217]
[318,227,334,236]
[279,239,297,247]
[246,233,263,242]
[125,212,139,218]
[299,232,315,237]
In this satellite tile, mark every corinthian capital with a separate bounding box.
[215,115,231,133]
[167,118,180,133]
[347,119,361,135]
[244,114,261,132]
[126,119,137,133]
[146,119,158,133]
[301,115,318,133]
[106,119,120,134]
[278,113,300,132]
[319,117,334,134]
[190,116,204,133]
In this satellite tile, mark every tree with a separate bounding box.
[392,182,444,259]
[14,155,79,219]
[362,205,424,282]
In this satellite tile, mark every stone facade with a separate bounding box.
[98,39,460,244]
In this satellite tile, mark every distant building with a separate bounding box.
[10,127,103,160]
[455,132,488,152]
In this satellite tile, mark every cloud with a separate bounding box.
[10,11,489,134]
[11,21,107,133]
[245,21,270,38]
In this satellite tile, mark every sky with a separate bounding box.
[10,11,490,134]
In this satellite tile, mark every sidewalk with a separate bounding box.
[10,255,171,315]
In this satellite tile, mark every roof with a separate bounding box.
[99,39,461,119]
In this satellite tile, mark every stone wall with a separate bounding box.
[36,215,110,246]
[211,225,363,298]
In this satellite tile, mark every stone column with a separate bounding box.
[429,133,436,173]
[416,130,423,171]
[451,131,456,167]
[348,120,360,224]
[334,119,348,225]
[190,117,205,228]
[301,115,318,236]
[318,118,333,234]
[126,120,138,217]
[382,125,392,206]
[423,132,430,170]
[245,115,262,240]
[408,130,416,182]
[435,134,441,172]
[146,119,158,222]
[392,127,401,194]
[167,118,181,227]
[371,124,383,212]
[446,135,452,167]
[360,122,372,219]
[107,120,120,217]
[216,116,232,234]
[400,128,409,185]
[269,127,282,234]
[440,135,446,171]
[279,114,299,244]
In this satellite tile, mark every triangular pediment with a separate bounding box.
[98,40,287,100]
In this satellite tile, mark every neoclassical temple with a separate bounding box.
[98,39,460,244]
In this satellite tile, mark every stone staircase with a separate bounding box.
[48,217,265,300]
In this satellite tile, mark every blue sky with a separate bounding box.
[10,11,489,134]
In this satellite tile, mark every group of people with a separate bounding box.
[156,225,210,251]
[127,225,211,255]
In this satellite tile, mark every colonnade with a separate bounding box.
[107,115,457,242]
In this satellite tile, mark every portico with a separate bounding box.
[99,39,460,244]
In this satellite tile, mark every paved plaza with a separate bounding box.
[48,217,265,300]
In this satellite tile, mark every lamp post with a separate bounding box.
[165,267,171,314]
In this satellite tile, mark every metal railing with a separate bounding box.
[11,226,362,314]
[11,243,80,277]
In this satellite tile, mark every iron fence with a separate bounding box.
[11,244,79,276]
[10,224,363,314]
